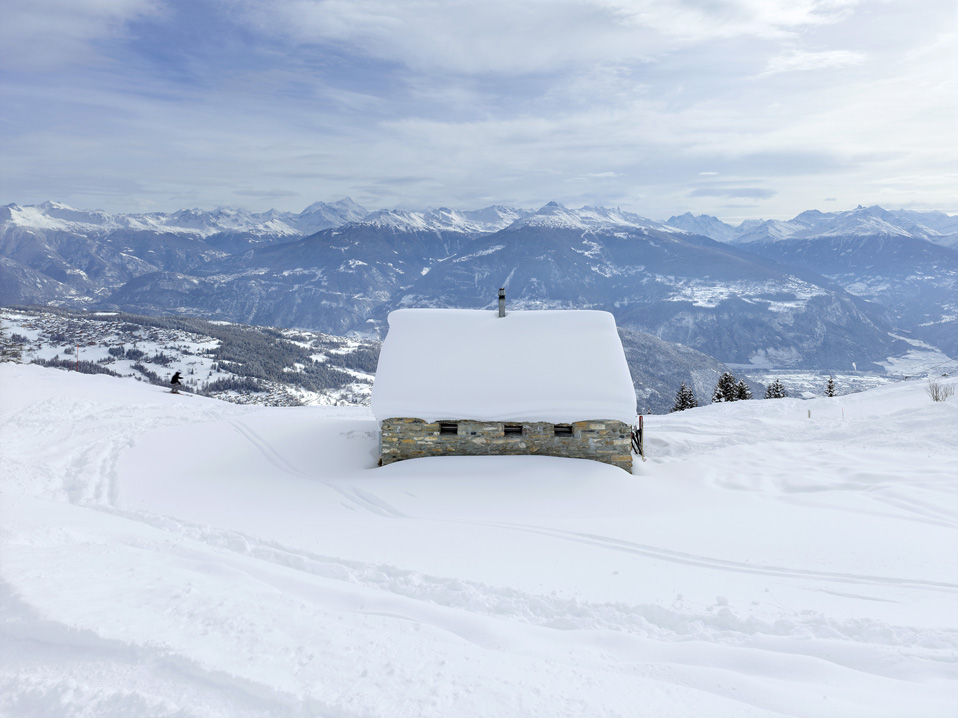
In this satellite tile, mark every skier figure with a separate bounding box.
[170,371,183,394]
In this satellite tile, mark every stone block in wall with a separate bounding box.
[379,417,634,472]
[524,422,552,438]
[457,421,504,437]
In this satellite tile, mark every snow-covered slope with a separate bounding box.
[359,206,530,234]
[0,307,379,408]
[2,363,955,717]
[353,203,673,235]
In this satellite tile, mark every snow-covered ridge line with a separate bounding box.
[5,199,954,243]
[1,198,369,239]
[0,199,682,240]
[357,206,532,234]
[509,201,678,233]
[666,204,958,246]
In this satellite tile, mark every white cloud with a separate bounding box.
[1,0,955,219]
[249,0,863,75]
[758,48,865,77]
[0,0,161,71]
[602,0,862,41]
[250,0,647,74]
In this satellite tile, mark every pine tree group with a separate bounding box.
[764,379,788,399]
[712,372,750,403]
[671,382,698,412]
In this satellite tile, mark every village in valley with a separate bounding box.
[0,307,377,407]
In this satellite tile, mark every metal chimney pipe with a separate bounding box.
[498,288,506,317]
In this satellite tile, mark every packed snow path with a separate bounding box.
[1,364,956,717]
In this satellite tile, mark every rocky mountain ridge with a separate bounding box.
[2,199,955,377]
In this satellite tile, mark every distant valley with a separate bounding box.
[2,199,955,404]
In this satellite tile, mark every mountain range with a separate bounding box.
[668,205,958,355]
[2,199,955,376]
[667,204,958,247]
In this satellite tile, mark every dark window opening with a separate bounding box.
[439,422,459,436]
[553,424,573,436]
[504,424,523,436]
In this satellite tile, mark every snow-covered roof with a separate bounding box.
[371,308,637,424]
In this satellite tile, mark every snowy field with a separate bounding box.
[1,363,956,717]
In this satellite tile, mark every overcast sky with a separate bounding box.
[1,0,955,221]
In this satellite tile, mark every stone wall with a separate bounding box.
[380,418,633,472]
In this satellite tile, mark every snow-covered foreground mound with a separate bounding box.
[1,364,956,717]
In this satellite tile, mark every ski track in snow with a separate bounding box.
[450,521,958,594]
[92,504,958,651]
[229,418,406,518]
[1,365,957,717]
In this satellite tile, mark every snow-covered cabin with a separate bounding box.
[371,302,637,472]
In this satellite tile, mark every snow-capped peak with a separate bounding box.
[4,202,119,233]
[665,212,739,242]
[510,202,676,232]
[731,205,955,244]
[3,202,304,238]
[269,198,369,236]
[358,209,434,232]
[460,205,532,230]
[348,206,531,235]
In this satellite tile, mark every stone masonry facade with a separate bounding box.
[380,418,633,472]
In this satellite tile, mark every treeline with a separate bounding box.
[671,371,784,412]
[131,362,165,386]
[32,357,122,377]
[670,373,839,412]
[108,346,173,364]
[327,344,379,374]
[209,324,359,391]
[203,376,266,393]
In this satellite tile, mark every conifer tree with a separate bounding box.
[736,380,752,400]
[671,383,698,412]
[764,379,788,399]
[712,372,738,403]
[825,376,836,397]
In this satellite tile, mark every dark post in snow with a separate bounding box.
[498,288,506,318]
[639,415,644,458]
[631,415,645,460]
